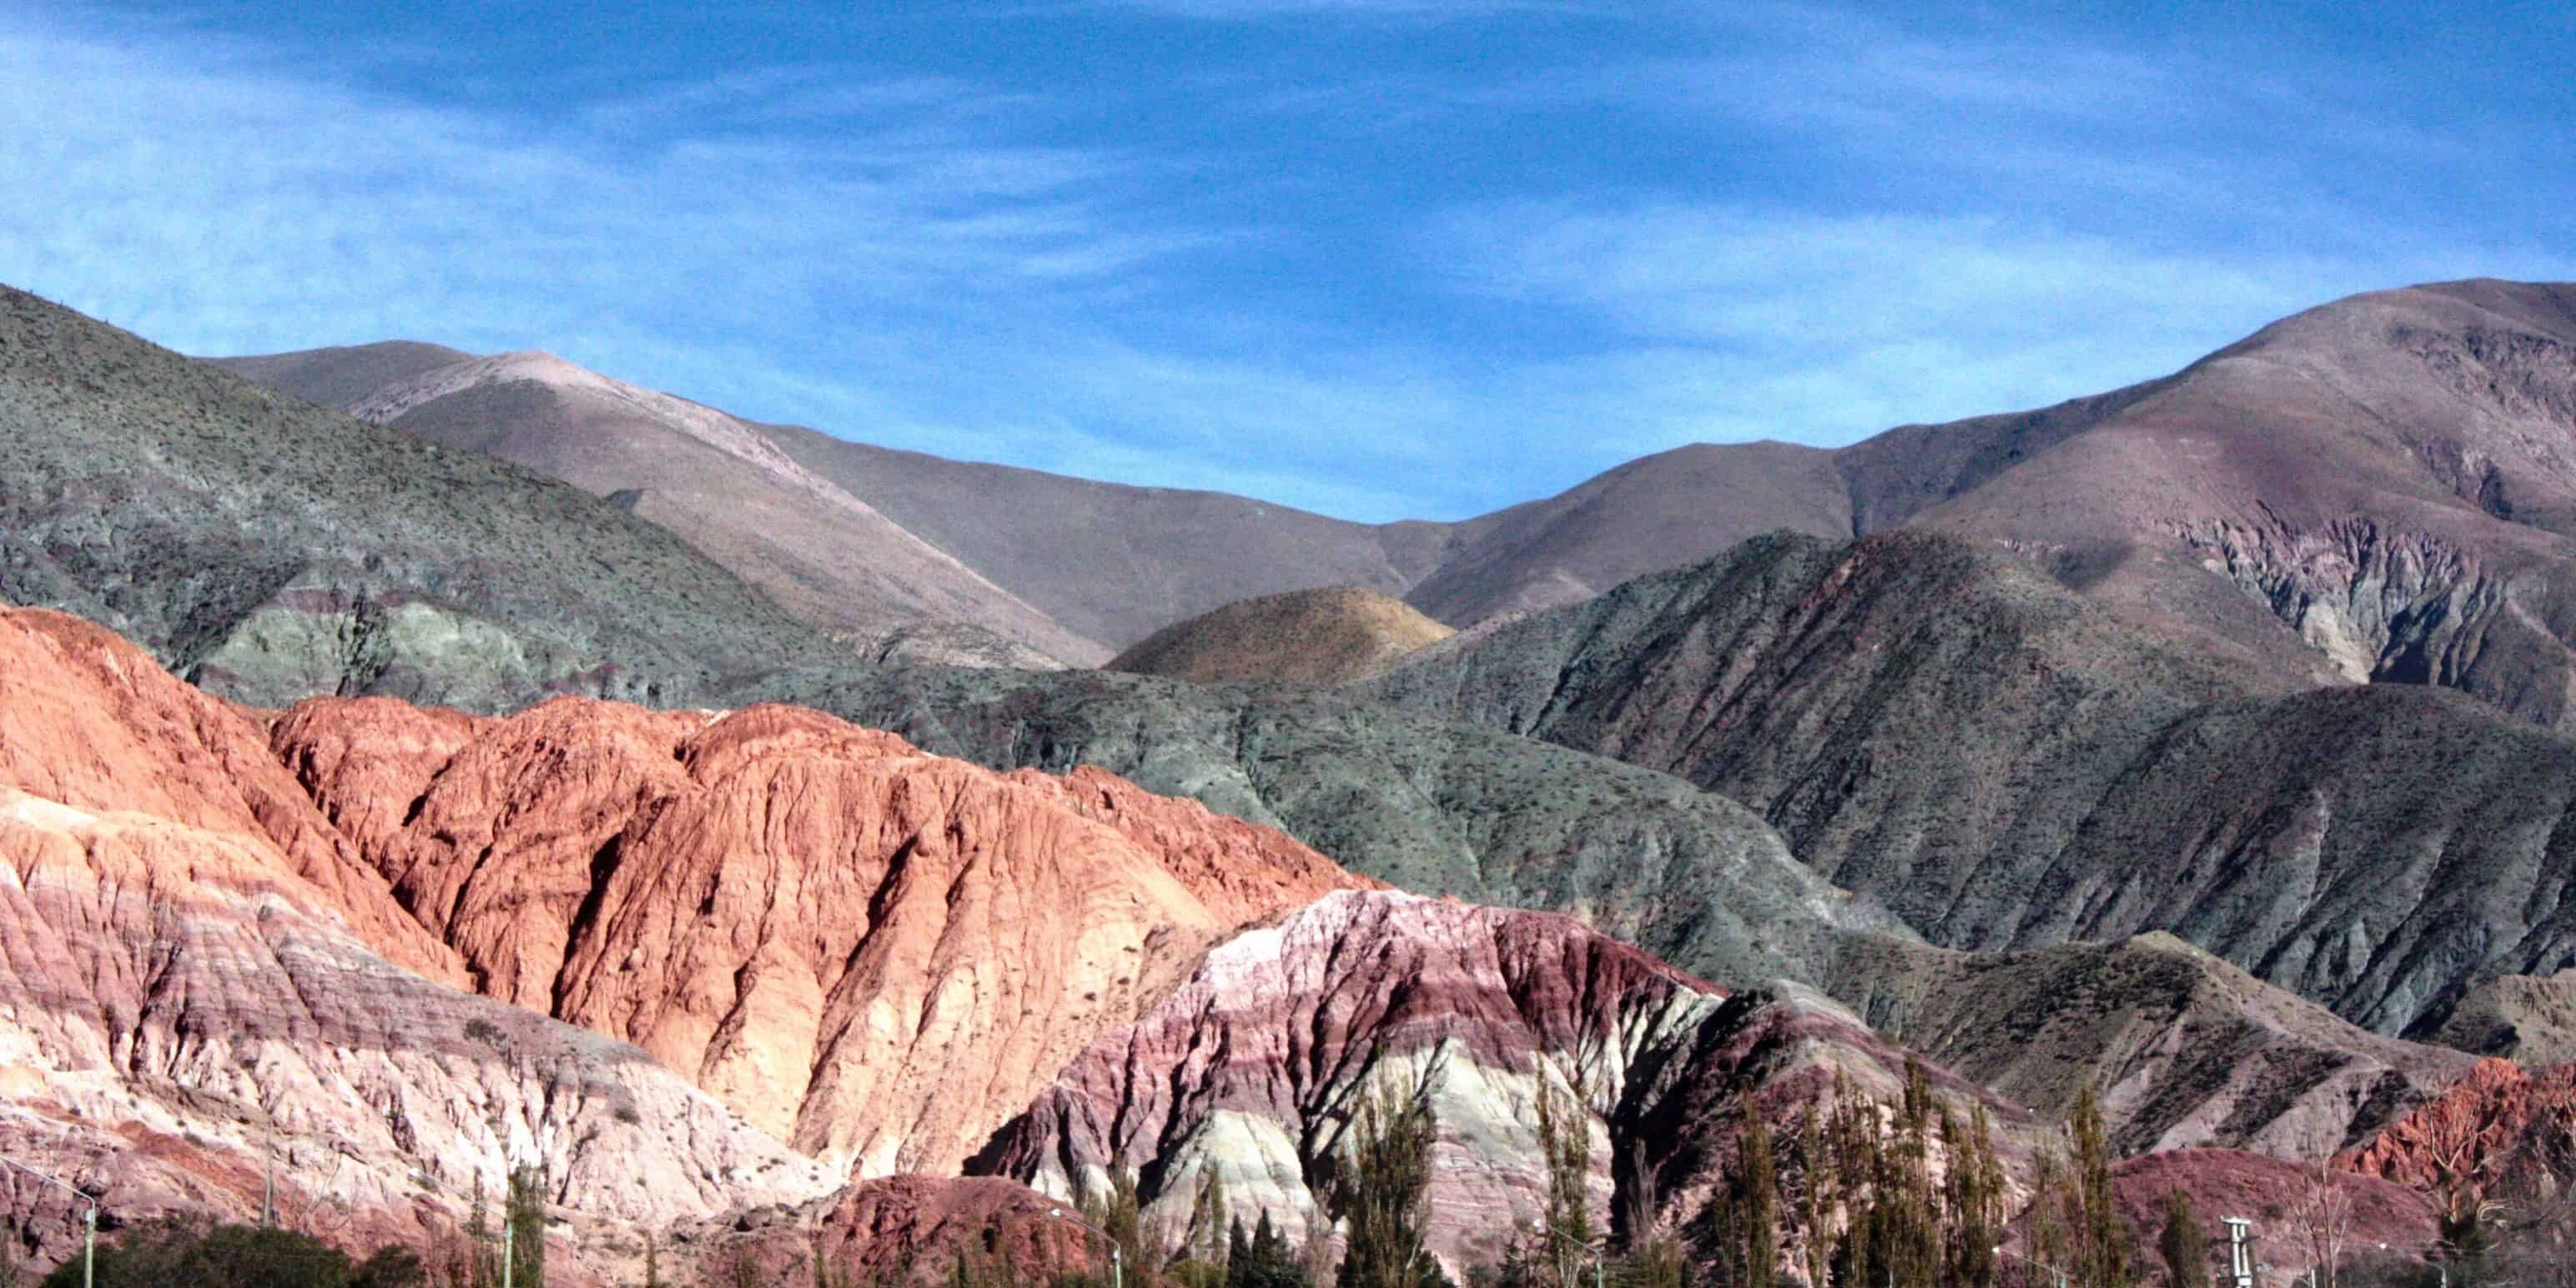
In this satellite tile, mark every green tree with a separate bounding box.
[1736,1096,1778,1288]
[1796,1100,1835,1288]
[1182,1168,1234,1272]
[1329,1077,1451,1288]
[1080,1166,1159,1287]
[1226,1213,1310,1288]
[505,1163,547,1288]
[1532,1074,1592,1288]
[2026,1145,2072,1280]
[2158,1191,2209,1288]
[2070,1085,2128,1288]
[1944,1103,2005,1288]
[39,1219,427,1288]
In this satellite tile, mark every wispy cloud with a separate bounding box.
[1431,199,2576,451]
[2,2,2568,525]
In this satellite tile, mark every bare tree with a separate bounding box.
[2290,1158,2354,1288]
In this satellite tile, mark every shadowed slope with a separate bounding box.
[1369,530,2576,1034]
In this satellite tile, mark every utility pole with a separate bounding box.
[2225,1217,2258,1288]
[503,1215,515,1288]
[2,1152,98,1288]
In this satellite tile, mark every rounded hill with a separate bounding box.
[1107,586,1454,684]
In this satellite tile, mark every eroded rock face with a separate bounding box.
[2342,1059,2576,1209]
[0,608,842,1279]
[974,891,2034,1271]
[269,694,1373,1176]
[772,664,1917,994]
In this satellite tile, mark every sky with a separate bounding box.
[4,2,2573,522]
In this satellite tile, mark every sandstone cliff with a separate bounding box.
[771,664,1918,993]
[2342,1059,2576,1211]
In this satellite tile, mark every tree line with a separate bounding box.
[32,1064,2570,1287]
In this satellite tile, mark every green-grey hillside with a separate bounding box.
[753,664,1915,990]
[0,285,835,709]
[1820,933,2474,1157]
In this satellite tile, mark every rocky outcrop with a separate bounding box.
[0,284,841,710]
[0,609,842,1280]
[2169,514,2574,720]
[1109,586,1455,685]
[269,692,1372,1177]
[2342,1059,2576,1210]
[974,891,2031,1271]
[1822,933,2475,1159]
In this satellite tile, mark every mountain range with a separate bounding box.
[215,279,2576,730]
[6,274,2576,1280]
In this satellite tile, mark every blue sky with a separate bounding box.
[5,2,2573,521]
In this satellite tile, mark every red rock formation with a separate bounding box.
[0,607,843,1280]
[2340,1058,2576,1211]
[269,692,1372,1176]
[0,609,456,980]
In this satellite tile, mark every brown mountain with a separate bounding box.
[215,280,2576,730]
[1896,279,2576,724]
[1106,585,1454,684]
[765,429,1467,650]
[214,345,1099,667]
